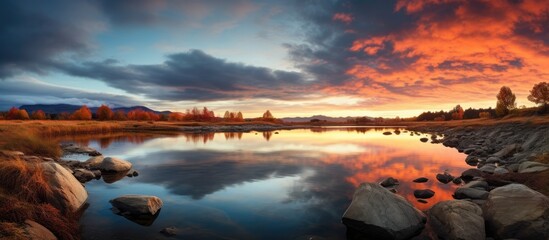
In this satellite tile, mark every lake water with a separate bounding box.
[62,127,469,240]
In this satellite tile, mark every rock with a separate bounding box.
[454,187,489,200]
[521,131,542,150]
[417,199,428,204]
[462,180,488,190]
[463,148,475,154]
[493,167,509,175]
[110,195,163,216]
[479,164,496,174]
[452,177,462,185]
[506,163,520,172]
[84,156,104,169]
[160,227,178,237]
[443,138,459,147]
[518,161,549,173]
[62,144,98,154]
[91,170,102,179]
[420,138,428,142]
[342,183,426,240]
[412,177,429,183]
[413,189,435,199]
[383,131,392,135]
[40,162,88,212]
[436,172,454,184]
[461,169,482,181]
[380,177,399,188]
[429,200,485,240]
[486,156,500,163]
[492,144,521,158]
[394,130,401,135]
[100,157,132,172]
[483,184,549,239]
[73,168,96,183]
[23,220,57,240]
[126,169,139,177]
[465,155,480,166]
[102,171,129,184]
[88,150,102,156]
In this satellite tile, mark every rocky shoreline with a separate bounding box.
[342,123,549,239]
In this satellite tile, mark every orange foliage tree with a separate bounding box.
[127,109,160,121]
[528,82,549,108]
[223,110,244,122]
[168,112,185,121]
[184,107,215,121]
[451,105,464,120]
[6,107,30,120]
[31,110,47,120]
[97,105,113,121]
[262,110,274,121]
[70,106,92,120]
[112,110,127,121]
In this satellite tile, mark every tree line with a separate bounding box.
[416,82,548,121]
[1,105,277,122]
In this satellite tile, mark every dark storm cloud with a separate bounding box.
[0,0,95,78]
[57,50,310,101]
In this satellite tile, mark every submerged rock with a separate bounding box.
[412,177,429,183]
[110,195,163,216]
[413,189,435,199]
[160,227,178,237]
[429,200,485,240]
[483,184,549,239]
[100,157,132,172]
[41,162,88,212]
[383,131,392,135]
[420,138,428,142]
[436,172,454,184]
[342,183,426,240]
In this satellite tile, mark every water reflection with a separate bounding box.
[74,128,468,240]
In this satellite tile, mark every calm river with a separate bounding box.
[61,127,468,240]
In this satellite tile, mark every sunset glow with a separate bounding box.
[1,0,548,117]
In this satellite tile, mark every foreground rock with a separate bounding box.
[62,144,100,155]
[41,162,88,212]
[100,157,132,172]
[429,200,485,240]
[483,184,549,239]
[110,195,163,216]
[342,183,426,240]
[453,187,489,200]
[22,220,57,240]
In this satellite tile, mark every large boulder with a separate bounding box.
[22,220,57,240]
[99,157,132,172]
[453,187,489,200]
[40,162,88,212]
[429,200,485,240]
[342,183,426,240]
[110,195,163,216]
[483,184,549,239]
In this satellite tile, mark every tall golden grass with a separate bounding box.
[0,155,79,240]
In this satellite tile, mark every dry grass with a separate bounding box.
[0,155,80,239]
[0,222,27,240]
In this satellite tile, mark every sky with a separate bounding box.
[1,0,548,118]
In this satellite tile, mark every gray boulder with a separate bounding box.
[342,183,426,240]
[518,161,549,173]
[429,200,485,240]
[380,177,399,188]
[462,180,488,190]
[110,195,163,216]
[492,144,521,158]
[493,167,509,175]
[483,184,549,239]
[100,157,132,172]
[461,169,482,181]
[479,164,496,174]
[454,187,489,200]
[41,162,88,212]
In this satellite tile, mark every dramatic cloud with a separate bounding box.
[0,76,140,109]
[57,50,311,101]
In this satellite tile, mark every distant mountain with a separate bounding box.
[19,104,170,115]
[281,115,370,123]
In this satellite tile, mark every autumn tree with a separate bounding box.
[168,112,185,121]
[31,110,47,120]
[450,105,464,120]
[6,107,30,120]
[97,104,113,121]
[236,112,243,121]
[527,82,549,111]
[496,86,516,117]
[479,112,491,118]
[57,112,71,120]
[262,110,274,121]
[70,105,92,120]
[112,110,127,121]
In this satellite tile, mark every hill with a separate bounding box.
[19,104,169,115]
